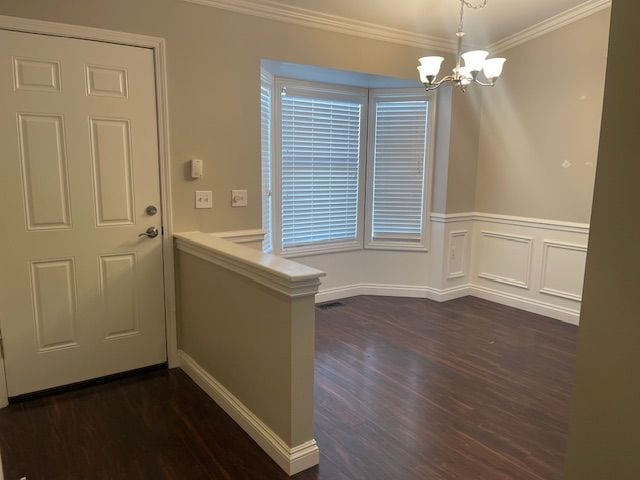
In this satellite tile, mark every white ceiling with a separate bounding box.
[256,0,601,46]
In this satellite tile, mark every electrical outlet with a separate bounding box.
[231,189,248,207]
[195,190,212,209]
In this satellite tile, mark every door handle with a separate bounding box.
[139,227,159,238]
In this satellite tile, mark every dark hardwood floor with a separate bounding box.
[0,296,578,479]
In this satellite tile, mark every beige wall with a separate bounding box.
[565,1,640,478]
[0,0,475,230]
[475,10,610,223]
[447,88,482,213]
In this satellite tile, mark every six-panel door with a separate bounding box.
[0,29,167,396]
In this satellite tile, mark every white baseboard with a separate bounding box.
[178,350,319,475]
[316,283,470,304]
[316,283,579,325]
[469,285,580,325]
[315,284,363,303]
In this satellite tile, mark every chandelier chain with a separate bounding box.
[463,0,488,9]
[458,0,488,33]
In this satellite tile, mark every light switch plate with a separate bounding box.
[195,190,212,209]
[231,189,248,207]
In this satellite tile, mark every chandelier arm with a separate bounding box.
[423,74,456,91]
[472,78,496,87]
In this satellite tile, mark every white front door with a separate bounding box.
[0,30,167,397]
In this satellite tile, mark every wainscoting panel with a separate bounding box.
[470,214,589,324]
[476,231,533,289]
[447,230,468,279]
[210,216,590,325]
[540,241,588,301]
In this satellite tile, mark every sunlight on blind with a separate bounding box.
[371,100,428,240]
[281,95,362,248]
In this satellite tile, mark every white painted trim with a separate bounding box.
[175,232,325,298]
[153,40,179,369]
[210,229,266,244]
[431,212,589,234]
[489,0,612,53]
[315,283,580,325]
[446,230,469,280]
[179,350,319,475]
[272,77,369,258]
[181,0,609,57]
[473,212,590,233]
[0,14,165,47]
[316,283,471,304]
[364,89,437,253]
[470,285,580,325]
[0,15,178,393]
[477,231,533,289]
[311,212,588,325]
[539,240,588,302]
[430,212,475,223]
[181,0,456,52]
[316,284,363,303]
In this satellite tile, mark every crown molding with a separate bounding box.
[182,0,611,56]
[489,0,612,53]
[181,0,456,52]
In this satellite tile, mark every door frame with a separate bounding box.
[0,15,178,408]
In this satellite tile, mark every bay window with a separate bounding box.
[262,77,434,257]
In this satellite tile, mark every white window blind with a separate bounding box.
[260,81,273,253]
[280,93,362,249]
[370,99,428,242]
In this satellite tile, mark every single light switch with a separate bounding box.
[191,158,203,179]
[231,189,248,207]
[195,190,212,209]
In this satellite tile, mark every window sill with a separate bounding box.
[279,240,363,259]
[364,239,429,252]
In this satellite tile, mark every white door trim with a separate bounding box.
[0,15,177,408]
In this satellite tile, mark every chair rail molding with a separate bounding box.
[431,212,589,233]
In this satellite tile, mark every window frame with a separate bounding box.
[364,88,437,252]
[260,70,274,253]
[272,77,369,258]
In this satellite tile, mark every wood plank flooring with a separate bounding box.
[0,296,577,479]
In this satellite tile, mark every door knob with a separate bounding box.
[139,227,159,238]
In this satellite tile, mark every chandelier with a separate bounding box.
[417,0,506,92]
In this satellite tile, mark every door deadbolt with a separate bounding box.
[146,205,158,216]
